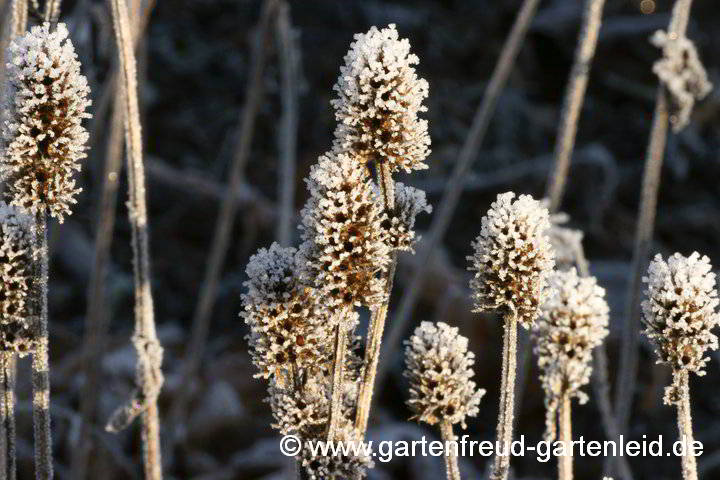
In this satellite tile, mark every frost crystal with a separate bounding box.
[650,30,712,132]
[0,202,35,355]
[642,252,720,404]
[404,321,485,428]
[1,23,91,222]
[468,192,555,328]
[381,182,431,252]
[332,24,430,173]
[241,243,334,381]
[534,268,609,440]
[299,151,391,309]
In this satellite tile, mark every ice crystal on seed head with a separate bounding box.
[301,422,374,480]
[0,23,91,222]
[299,151,391,310]
[650,30,712,132]
[404,321,485,428]
[534,268,609,440]
[381,182,431,252]
[468,192,555,329]
[332,24,430,173]
[0,202,36,355]
[241,243,334,381]
[642,252,720,404]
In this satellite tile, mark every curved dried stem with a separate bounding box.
[615,0,694,439]
[490,313,518,480]
[377,0,541,390]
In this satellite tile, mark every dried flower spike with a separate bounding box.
[0,202,35,355]
[404,321,485,428]
[301,423,374,480]
[650,30,712,132]
[382,182,431,252]
[331,24,430,173]
[468,192,555,328]
[299,150,391,310]
[1,23,91,222]
[241,243,334,382]
[534,268,609,440]
[642,252,719,404]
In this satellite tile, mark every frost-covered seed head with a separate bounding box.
[547,208,584,271]
[0,202,35,355]
[650,30,712,132]
[642,252,719,404]
[534,268,609,440]
[332,24,430,173]
[404,321,485,428]
[268,376,330,439]
[299,151,391,309]
[468,192,555,328]
[381,182,431,251]
[301,422,374,480]
[241,243,334,381]
[1,23,91,222]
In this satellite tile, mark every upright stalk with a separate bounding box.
[676,370,698,480]
[440,421,461,480]
[615,0,694,437]
[378,0,541,389]
[326,326,348,441]
[545,0,606,211]
[42,0,61,22]
[0,352,16,480]
[31,214,52,480]
[558,392,573,480]
[490,313,518,480]
[354,162,396,436]
[108,0,163,477]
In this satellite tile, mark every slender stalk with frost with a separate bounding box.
[641,253,719,480]
[404,322,485,480]
[106,1,163,477]
[43,0,61,22]
[558,393,573,480]
[378,0,542,389]
[0,352,16,480]
[545,0,606,212]
[615,0,711,435]
[468,193,554,480]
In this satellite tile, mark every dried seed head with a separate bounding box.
[650,30,712,132]
[241,243,334,381]
[299,151,391,309]
[468,192,555,328]
[404,321,485,428]
[547,209,584,271]
[534,268,609,440]
[268,376,329,439]
[0,202,36,355]
[301,422,374,480]
[642,252,720,404]
[381,182,431,252]
[332,24,430,173]
[1,23,91,222]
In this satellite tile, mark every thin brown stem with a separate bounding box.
[615,0,694,438]
[327,325,347,441]
[558,392,573,480]
[0,352,17,480]
[377,0,541,390]
[490,313,518,480]
[675,370,698,480]
[439,421,461,480]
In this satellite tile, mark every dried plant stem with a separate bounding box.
[490,313,518,480]
[675,370,698,480]
[439,421,461,480]
[108,0,163,477]
[378,0,541,389]
[614,0,694,437]
[326,326,348,441]
[71,96,125,480]
[354,162,396,437]
[0,352,17,480]
[165,1,277,456]
[275,1,298,247]
[558,392,573,480]
[0,0,28,106]
[32,214,52,480]
[546,0,606,212]
[43,0,61,22]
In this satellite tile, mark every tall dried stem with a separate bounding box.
[558,392,573,480]
[615,0,694,437]
[0,352,16,480]
[275,1,298,247]
[675,370,698,480]
[490,313,518,480]
[378,0,541,388]
[42,0,61,22]
[164,0,278,458]
[107,0,163,477]
[326,326,347,441]
[545,0,606,212]
[440,421,461,480]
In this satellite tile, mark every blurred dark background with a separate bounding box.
[11,0,720,478]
